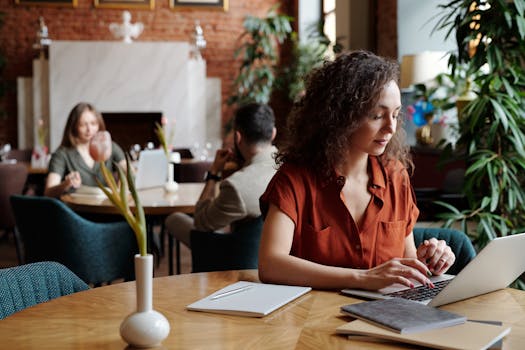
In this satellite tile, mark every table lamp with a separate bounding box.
[400,51,449,90]
[400,51,449,145]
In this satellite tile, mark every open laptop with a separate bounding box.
[342,233,525,307]
[134,149,168,190]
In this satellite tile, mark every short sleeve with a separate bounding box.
[406,180,420,236]
[108,142,125,170]
[47,147,68,178]
[259,165,302,226]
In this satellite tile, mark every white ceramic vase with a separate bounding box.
[164,152,180,193]
[120,254,170,348]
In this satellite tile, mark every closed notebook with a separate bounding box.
[336,319,511,350]
[186,281,311,317]
[340,297,466,334]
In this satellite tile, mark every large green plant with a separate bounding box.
[435,0,525,260]
[227,5,293,107]
[277,21,332,103]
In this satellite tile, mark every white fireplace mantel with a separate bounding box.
[19,40,218,153]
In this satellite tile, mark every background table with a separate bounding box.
[61,182,204,216]
[1,269,525,349]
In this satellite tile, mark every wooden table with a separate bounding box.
[61,182,204,216]
[1,269,525,349]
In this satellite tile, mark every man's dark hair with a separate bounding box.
[233,103,275,144]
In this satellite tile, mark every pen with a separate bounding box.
[210,285,253,300]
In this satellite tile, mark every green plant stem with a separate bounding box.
[96,160,147,256]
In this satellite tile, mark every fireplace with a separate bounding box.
[102,112,162,154]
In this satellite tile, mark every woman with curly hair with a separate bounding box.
[258,50,455,289]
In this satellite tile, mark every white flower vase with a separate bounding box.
[164,152,180,193]
[31,145,49,169]
[120,254,170,348]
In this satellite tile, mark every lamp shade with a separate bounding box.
[400,51,450,89]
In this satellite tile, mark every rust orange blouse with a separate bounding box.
[260,156,419,269]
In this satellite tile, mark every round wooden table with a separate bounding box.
[61,182,204,215]
[1,270,525,349]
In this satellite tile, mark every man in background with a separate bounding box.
[165,103,277,248]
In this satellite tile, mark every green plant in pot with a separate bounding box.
[227,5,293,107]
[435,0,525,288]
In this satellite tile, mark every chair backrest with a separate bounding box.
[0,261,89,320]
[6,149,32,162]
[413,227,476,275]
[10,195,138,285]
[0,163,28,231]
[173,161,212,183]
[190,216,264,273]
[172,148,194,159]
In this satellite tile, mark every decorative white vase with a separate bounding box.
[120,254,170,348]
[164,152,180,193]
[31,145,49,169]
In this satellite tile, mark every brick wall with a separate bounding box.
[0,0,284,145]
[0,0,397,147]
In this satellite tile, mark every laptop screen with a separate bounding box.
[134,149,168,190]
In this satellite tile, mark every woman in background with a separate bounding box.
[258,50,455,290]
[44,102,126,198]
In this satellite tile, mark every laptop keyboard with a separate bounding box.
[385,279,452,302]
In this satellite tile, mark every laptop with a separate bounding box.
[134,149,168,190]
[342,233,525,307]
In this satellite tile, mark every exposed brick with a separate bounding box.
[0,0,282,144]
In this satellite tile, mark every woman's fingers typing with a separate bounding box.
[363,258,434,290]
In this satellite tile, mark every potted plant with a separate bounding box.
[227,5,293,107]
[89,131,170,347]
[434,0,525,288]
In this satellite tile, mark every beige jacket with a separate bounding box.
[193,146,277,231]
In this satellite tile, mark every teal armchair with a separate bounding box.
[10,195,138,286]
[0,261,89,319]
[189,216,264,273]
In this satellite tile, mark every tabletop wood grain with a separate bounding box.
[1,270,525,349]
[61,182,204,215]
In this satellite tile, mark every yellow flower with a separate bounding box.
[37,119,47,148]
[89,131,147,256]
[155,116,175,157]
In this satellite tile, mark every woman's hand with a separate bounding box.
[361,258,434,290]
[64,171,81,190]
[416,238,456,275]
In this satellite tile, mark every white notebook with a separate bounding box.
[186,281,312,317]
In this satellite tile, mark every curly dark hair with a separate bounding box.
[276,50,412,176]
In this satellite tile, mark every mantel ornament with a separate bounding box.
[190,20,206,60]
[109,11,144,44]
[33,16,52,52]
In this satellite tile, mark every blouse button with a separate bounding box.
[336,176,345,186]
[355,244,361,250]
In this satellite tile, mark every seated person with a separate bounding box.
[165,103,277,247]
[44,102,126,198]
[258,50,456,290]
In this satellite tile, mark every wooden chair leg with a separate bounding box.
[13,228,25,265]
[176,239,181,275]
[167,231,182,275]
[159,221,166,257]
[168,233,174,276]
